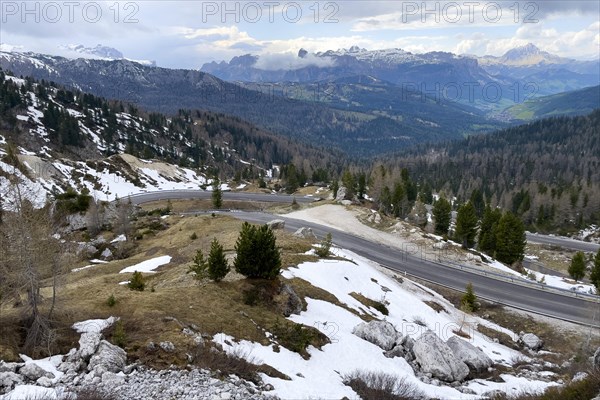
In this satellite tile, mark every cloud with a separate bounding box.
[254,52,335,71]
[452,21,600,59]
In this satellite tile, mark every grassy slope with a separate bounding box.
[505,85,600,121]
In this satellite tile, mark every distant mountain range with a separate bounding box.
[1,43,596,156]
[202,43,600,109]
[0,50,501,156]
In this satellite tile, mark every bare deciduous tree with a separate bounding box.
[0,176,66,356]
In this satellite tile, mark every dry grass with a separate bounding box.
[349,292,389,316]
[525,243,577,275]
[423,300,447,313]
[0,211,344,364]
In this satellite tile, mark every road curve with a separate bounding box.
[235,211,599,328]
[526,232,599,253]
[131,190,600,327]
[128,189,318,205]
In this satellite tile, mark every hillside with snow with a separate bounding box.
[0,69,336,204]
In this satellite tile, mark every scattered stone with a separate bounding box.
[352,320,404,351]
[0,362,22,374]
[88,340,127,375]
[266,219,285,230]
[36,376,54,387]
[482,389,506,398]
[279,283,303,317]
[518,332,543,351]
[159,341,176,352]
[412,330,469,382]
[593,347,600,371]
[78,332,103,361]
[101,371,126,386]
[293,227,316,239]
[101,248,113,260]
[433,241,449,250]
[0,371,23,392]
[572,372,589,382]
[19,363,55,381]
[335,186,347,202]
[66,214,87,231]
[447,336,493,372]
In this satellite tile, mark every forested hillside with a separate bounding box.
[374,111,600,233]
[0,68,342,178]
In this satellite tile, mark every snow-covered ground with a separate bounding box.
[214,248,558,399]
[485,259,596,294]
[119,255,172,274]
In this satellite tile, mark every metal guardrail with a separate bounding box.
[390,267,600,328]
[423,256,600,303]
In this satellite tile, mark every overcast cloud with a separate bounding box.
[0,0,598,68]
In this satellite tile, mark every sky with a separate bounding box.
[0,0,599,69]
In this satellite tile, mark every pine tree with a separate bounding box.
[432,196,452,235]
[212,176,222,209]
[234,222,281,279]
[495,212,526,265]
[461,282,478,312]
[590,249,600,293]
[568,251,586,282]
[478,206,502,255]
[128,271,145,291]
[470,188,485,219]
[331,179,339,199]
[207,238,229,282]
[188,249,208,279]
[455,201,478,249]
[341,169,355,199]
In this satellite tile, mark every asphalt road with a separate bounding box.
[129,190,318,205]
[526,232,600,253]
[130,190,600,327]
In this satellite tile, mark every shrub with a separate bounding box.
[242,279,280,306]
[111,320,127,348]
[315,233,332,258]
[372,301,389,316]
[343,370,425,400]
[106,294,117,307]
[128,271,145,291]
[271,319,328,356]
[190,232,198,240]
[234,222,281,279]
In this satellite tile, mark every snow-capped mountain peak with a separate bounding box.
[498,43,566,66]
[59,44,124,59]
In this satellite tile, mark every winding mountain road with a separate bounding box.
[130,190,600,327]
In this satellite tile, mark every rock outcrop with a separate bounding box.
[293,227,316,239]
[412,330,469,382]
[266,219,285,230]
[447,336,493,372]
[352,320,404,351]
[518,332,543,351]
[88,341,127,375]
